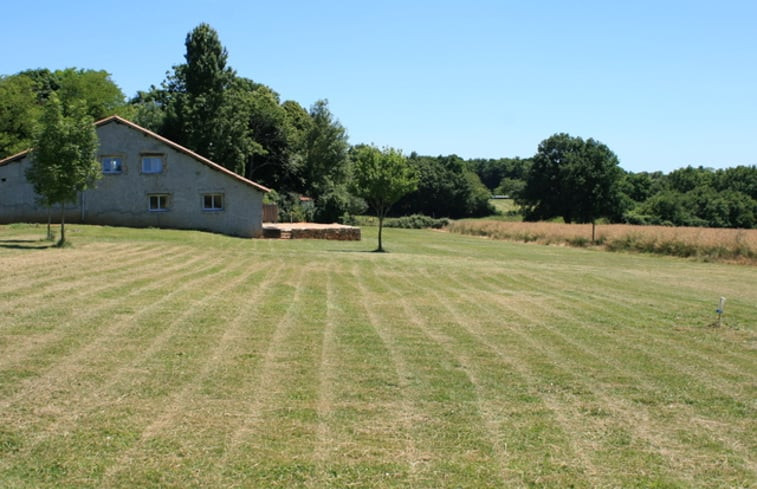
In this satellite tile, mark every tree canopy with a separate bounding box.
[396,154,492,218]
[0,68,127,159]
[518,133,624,236]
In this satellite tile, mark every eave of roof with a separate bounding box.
[0,116,271,194]
[0,149,32,166]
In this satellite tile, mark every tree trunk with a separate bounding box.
[59,202,66,246]
[591,221,596,244]
[377,212,384,252]
[46,206,53,241]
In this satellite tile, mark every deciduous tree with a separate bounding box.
[350,145,417,251]
[25,94,100,245]
[518,133,624,241]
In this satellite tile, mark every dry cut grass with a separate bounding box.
[0,224,755,488]
[448,220,757,264]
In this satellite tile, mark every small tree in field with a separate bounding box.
[351,145,417,252]
[26,94,100,245]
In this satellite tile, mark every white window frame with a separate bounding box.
[101,156,123,174]
[202,193,224,211]
[141,155,164,174]
[148,194,169,212]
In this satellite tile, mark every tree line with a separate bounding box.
[467,141,756,229]
[1,23,754,229]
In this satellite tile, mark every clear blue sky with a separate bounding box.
[2,0,755,172]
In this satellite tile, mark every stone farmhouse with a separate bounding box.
[0,116,270,238]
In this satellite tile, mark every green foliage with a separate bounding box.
[243,82,298,187]
[712,165,757,200]
[0,74,41,157]
[618,171,666,202]
[467,157,531,191]
[130,89,166,133]
[25,94,100,244]
[622,166,757,228]
[158,23,250,173]
[666,165,713,193]
[268,191,313,223]
[55,68,127,120]
[313,184,366,223]
[383,214,449,229]
[350,145,418,250]
[396,154,493,218]
[0,68,127,159]
[464,170,495,216]
[301,100,349,196]
[634,191,704,227]
[494,177,525,198]
[518,133,625,224]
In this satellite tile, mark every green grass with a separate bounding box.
[1,223,755,488]
[488,198,523,221]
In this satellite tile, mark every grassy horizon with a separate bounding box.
[1,223,755,488]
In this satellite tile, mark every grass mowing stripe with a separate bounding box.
[96,260,277,488]
[423,258,754,487]
[0,242,180,307]
[351,260,428,485]
[100,259,286,489]
[384,263,599,488]
[311,260,395,483]
[0,251,227,402]
[0,241,147,292]
[306,261,411,486]
[17,254,268,488]
[361,260,537,487]
[0,243,198,334]
[314,260,338,470]
[373,265,561,488]
[509,281,755,405]
[205,262,327,487]
[0,248,208,374]
[450,257,756,394]
[0,254,255,460]
[423,273,689,487]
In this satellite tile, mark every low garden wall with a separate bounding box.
[263,223,361,240]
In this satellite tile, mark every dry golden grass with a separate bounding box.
[447,220,757,264]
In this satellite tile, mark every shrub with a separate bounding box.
[384,214,450,229]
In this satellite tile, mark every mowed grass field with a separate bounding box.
[1,224,755,488]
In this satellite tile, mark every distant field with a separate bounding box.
[449,220,757,264]
[1,224,755,488]
[488,198,521,220]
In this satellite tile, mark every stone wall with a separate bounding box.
[263,224,361,240]
[290,226,361,240]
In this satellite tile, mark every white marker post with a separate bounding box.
[716,297,726,327]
